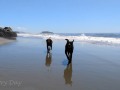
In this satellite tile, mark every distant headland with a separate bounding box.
[41,31,54,34]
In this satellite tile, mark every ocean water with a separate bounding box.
[17,33,120,45]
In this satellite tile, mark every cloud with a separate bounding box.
[16,27,27,31]
[12,27,28,32]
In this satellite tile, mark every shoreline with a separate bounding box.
[0,37,14,45]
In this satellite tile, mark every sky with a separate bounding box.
[0,0,120,33]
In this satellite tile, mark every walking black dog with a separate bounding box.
[65,39,74,64]
[46,38,53,53]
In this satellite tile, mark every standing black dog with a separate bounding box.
[65,39,74,64]
[46,37,53,53]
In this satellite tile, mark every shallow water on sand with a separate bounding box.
[0,37,120,90]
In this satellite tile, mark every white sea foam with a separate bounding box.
[17,33,120,45]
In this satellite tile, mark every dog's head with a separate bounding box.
[65,39,74,49]
[46,38,52,44]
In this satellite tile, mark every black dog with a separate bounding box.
[65,39,74,64]
[46,38,53,53]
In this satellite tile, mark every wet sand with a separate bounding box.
[0,37,120,90]
[0,38,14,45]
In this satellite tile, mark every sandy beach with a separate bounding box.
[0,37,120,90]
[0,38,15,45]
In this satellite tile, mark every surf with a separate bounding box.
[17,33,120,45]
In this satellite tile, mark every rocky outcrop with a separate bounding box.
[0,27,17,38]
[41,31,54,34]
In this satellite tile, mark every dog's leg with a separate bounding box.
[70,53,73,61]
[50,44,52,50]
[68,52,70,60]
[65,50,69,60]
[47,45,49,53]
[47,45,51,53]
[67,52,71,65]
[68,53,73,64]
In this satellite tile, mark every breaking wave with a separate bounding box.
[17,33,120,45]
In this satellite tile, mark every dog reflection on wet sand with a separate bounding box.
[64,63,72,86]
[45,53,52,67]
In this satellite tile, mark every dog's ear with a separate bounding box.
[72,40,74,42]
[65,39,69,42]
